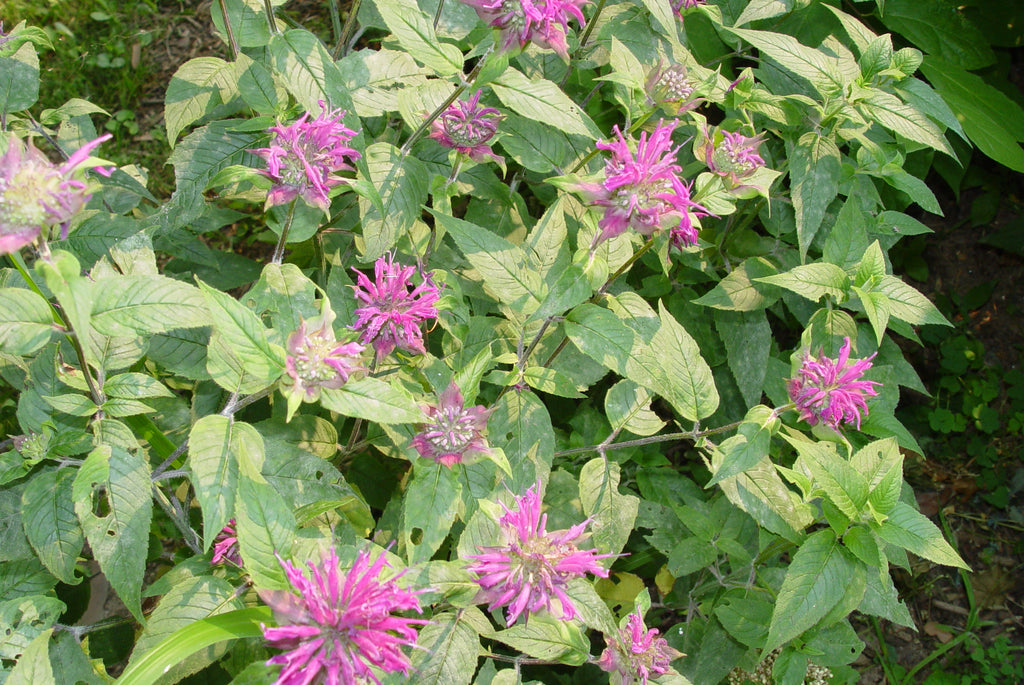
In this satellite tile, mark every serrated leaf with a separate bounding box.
[651,301,719,421]
[403,461,462,565]
[716,456,813,544]
[708,415,773,487]
[877,0,995,70]
[523,366,584,398]
[716,310,771,409]
[21,469,83,584]
[405,610,479,685]
[604,380,665,437]
[0,288,54,355]
[0,43,40,113]
[491,68,601,139]
[165,57,240,146]
[189,415,266,552]
[90,276,209,337]
[490,389,554,492]
[727,27,856,96]
[874,502,969,569]
[789,132,841,259]
[358,142,429,259]
[103,373,174,400]
[499,115,589,173]
[875,275,950,326]
[319,377,424,423]
[693,257,782,311]
[6,628,55,685]
[858,87,953,155]
[756,263,850,302]
[235,475,297,589]
[375,0,463,75]
[268,30,357,116]
[788,438,869,520]
[198,280,284,392]
[0,596,63,661]
[766,529,856,650]
[72,446,152,621]
[579,458,639,557]
[490,615,590,664]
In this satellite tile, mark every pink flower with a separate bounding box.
[466,482,615,626]
[458,0,589,59]
[0,133,111,254]
[645,63,704,116]
[284,311,365,416]
[252,101,360,214]
[211,519,241,566]
[671,0,705,18]
[788,337,881,430]
[578,120,711,248]
[597,609,684,685]
[351,253,440,360]
[697,126,767,185]
[261,547,427,685]
[411,382,491,467]
[428,90,504,164]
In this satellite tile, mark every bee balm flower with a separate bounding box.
[0,133,111,254]
[697,127,767,185]
[458,0,589,60]
[411,382,491,467]
[597,609,684,685]
[252,101,360,214]
[467,482,614,626]
[428,90,504,164]
[261,547,426,685]
[211,519,241,566]
[788,337,881,430]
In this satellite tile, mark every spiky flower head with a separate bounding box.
[457,0,589,60]
[261,547,427,685]
[351,252,441,360]
[252,101,361,214]
[466,482,615,626]
[697,126,767,185]
[788,337,881,430]
[211,519,241,566]
[671,0,705,18]
[411,382,491,467]
[597,609,684,685]
[577,120,711,248]
[283,308,365,419]
[428,90,504,165]
[645,63,703,116]
[0,133,111,254]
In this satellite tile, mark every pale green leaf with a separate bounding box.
[358,142,429,259]
[579,458,639,557]
[235,475,297,589]
[875,502,969,569]
[0,288,54,356]
[755,263,850,302]
[21,469,83,584]
[319,377,424,423]
[403,461,462,565]
[374,0,463,75]
[491,68,601,139]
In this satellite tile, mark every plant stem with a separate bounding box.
[271,198,299,264]
[217,0,240,58]
[433,0,446,29]
[327,0,343,47]
[333,0,363,58]
[261,0,280,35]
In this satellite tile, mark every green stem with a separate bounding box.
[433,0,446,29]
[333,0,364,58]
[261,0,280,35]
[217,0,240,58]
[271,198,299,264]
[327,0,343,47]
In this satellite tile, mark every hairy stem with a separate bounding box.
[271,198,299,264]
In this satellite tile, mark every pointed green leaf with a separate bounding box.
[789,132,841,259]
[858,87,954,155]
[91,276,209,337]
[165,57,241,146]
[319,377,424,423]
[6,628,55,685]
[21,469,83,584]
[490,615,590,664]
[358,142,429,259]
[727,27,856,96]
[755,263,850,302]
[406,610,480,685]
[374,0,463,75]
[491,68,602,139]
[235,475,297,589]
[0,288,55,355]
[693,257,782,311]
[604,380,665,437]
[875,275,950,326]
[403,461,462,565]
[579,458,639,557]
[875,502,969,569]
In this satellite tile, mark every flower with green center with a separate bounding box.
[458,0,588,60]
[597,609,684,684]
[466,482,615,626]
[0,133,111,254]
[428,90,504,164]
[282,308,365,420]
[697,126,767,186]
[645,63,703,116]
[411,382,491,467]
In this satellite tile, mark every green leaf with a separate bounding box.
[637,0,678,38]
[490,390,554,492]
[403,461,462,565]
[874,502,969,569]
[0,596,63,660]
[21,469,83,584]
[857,87,953,155]
[579,458,640,557]
[875,275,950,326]
[523,366,585,398]
[406,610,480,685]
[0,288,54,355]
[789,132,841,259]
[649,302,719,421]
[91,276,209,337]
[693,257,782,311]
[498,115,589,173]
[855,287,891,346]
[246,263,318,334]
[491,68,602,139]
[859,568,915,628]
[128,575,245,684]
[72,446,152,621]
[715,594,772,648]
[164,57,241,146]
[188,415,266,552]
[41,393,97,417]
[789,437,869,520]
[6,628,54,685]
[268,30,357,115]
[374,0,463,75]
[716,456,813,544]
[726,27,856,96]
[490,615,590,664]
[319,377,424,423]
[117,607,271,685]
[766,529,857,651]
[358,142,429,259]
[877,0,995,70]
[708,406,776,486]
[919,57,1024,172]
[716,310,771,409]
[755,263,850,302]
[432,211,542,315]
[0,43,40,113]
[235,475,297,589]
[604,380,665,437]
[103,373,174,400]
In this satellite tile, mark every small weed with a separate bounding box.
[922,634,1024,684]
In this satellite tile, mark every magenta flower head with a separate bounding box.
[411,382,492,467]
[351,252,441,360]
[597,609,684,685]
[466,481,615,626]
[283,308,365,419]
[697,126,767,186]
[458,0,588,60]
[252,101,361,214]
[577,120,711,248]
[428,90,504,165]
[211,519,241,567]
[260,547,427,685]
[0,133,111,254]
[788,337,881,430]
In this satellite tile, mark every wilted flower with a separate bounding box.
[458,0,589,60]
[351,252,440,360]
[577,120,711,248]
[252,101,360,214]
[261,547,427,685]
[645,63,703,116]
[0,133,111,254]
[788,337,881,430]
[428,90,504,165]
[211,519,241,566]
[283,309,364,418]
[698,126,767,185]
[411,382,491,467]
[466,482,614,626]
[597,609,684,685]
[671,0,705,18]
